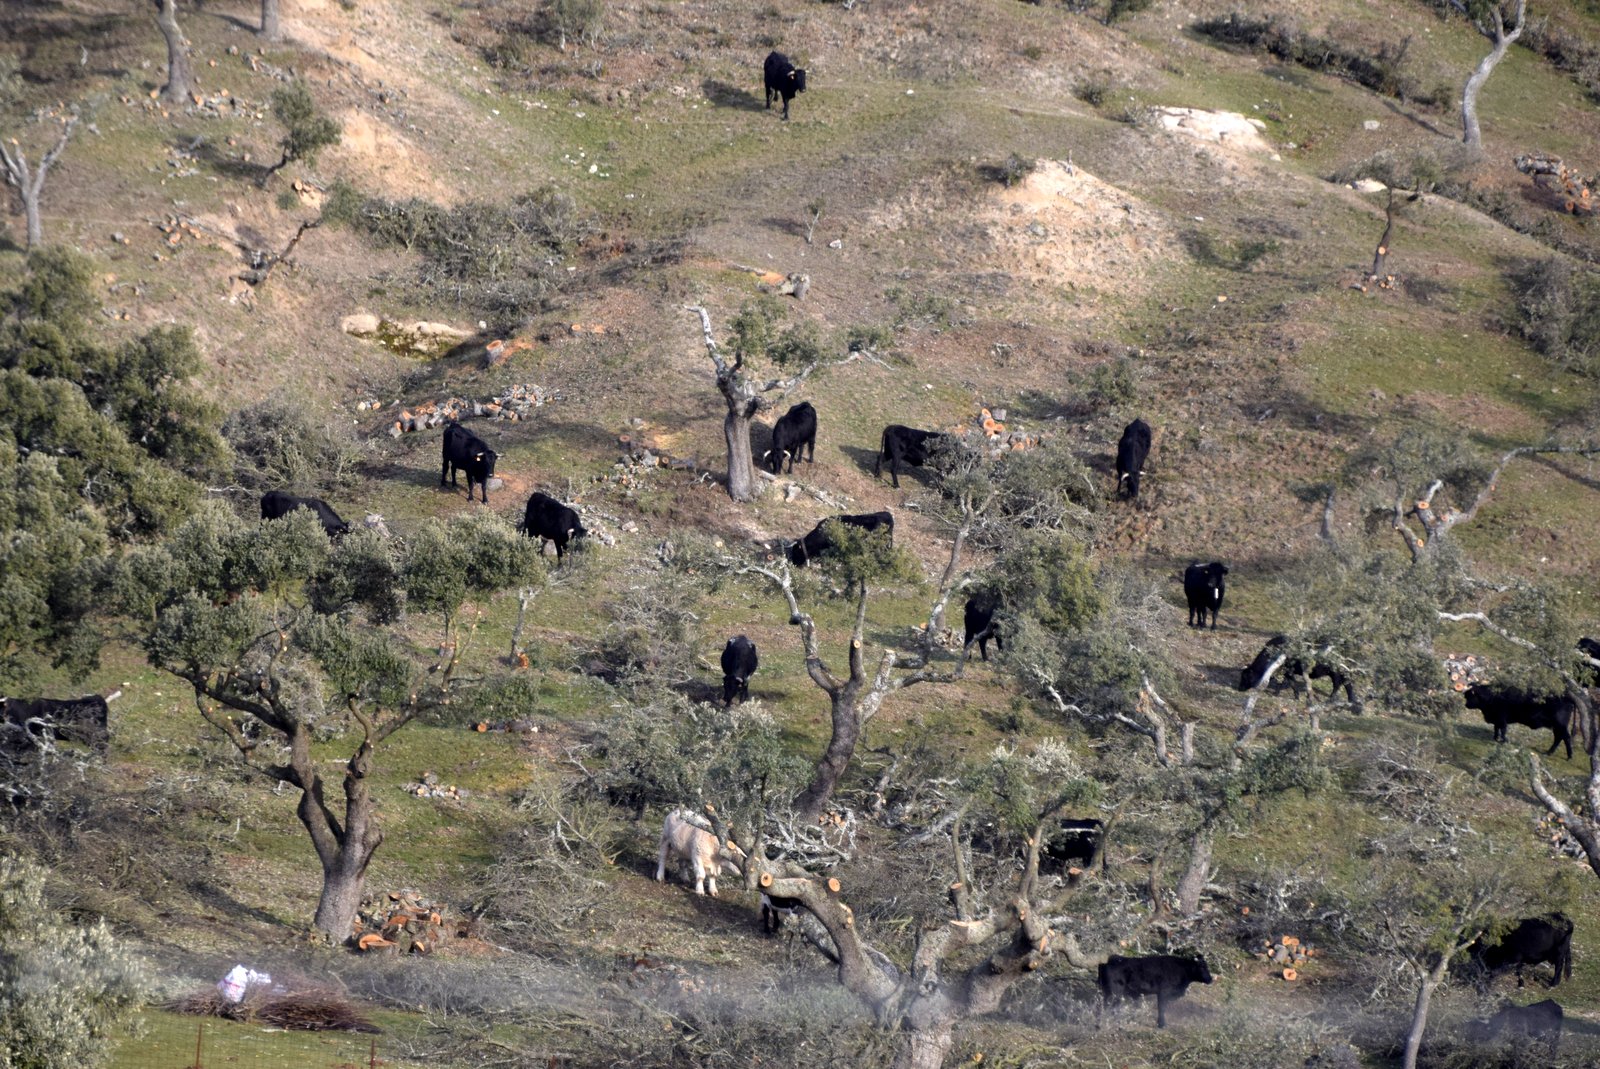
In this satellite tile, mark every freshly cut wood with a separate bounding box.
[357,933,394,950]
[1282,967,1298,981]
[759,872,774,888]
[826,877,841,894]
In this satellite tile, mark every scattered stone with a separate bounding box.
[1363,119,1380,131]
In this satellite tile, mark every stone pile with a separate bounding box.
[405,771,466,800]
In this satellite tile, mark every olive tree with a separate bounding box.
[116,503,541,942]
[1453,0,1526,151]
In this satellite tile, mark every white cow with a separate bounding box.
[655,810,746,896]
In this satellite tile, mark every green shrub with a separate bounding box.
[548,0,605,49]
[0,855,146,1069]
[1104,0,1152,24]
[269,81,342,171]
[222,394,364,494]
[980,152,1037,188]
[1506,257,1600,375]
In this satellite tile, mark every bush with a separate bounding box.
[980,152,1037,188]
[1193,13,1424,101]
[1506,257,1600,375]
[270,82,342,172]
[0,855,146,1069]
[223,395,364,495]
[548,0,605,49]
[1104,0,1152,24]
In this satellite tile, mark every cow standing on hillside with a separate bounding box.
[720,636,758,706]
[1114,418,1152,499]
[1472,913,1574,988]
[765,401,817,474]
[441,422,498,503]
[1098,953,1213,1029]
[963,594,1002,662]
[763,51,808,121]
[1464,684,1575,760]
[788,511,894,566]
[873,425,953,489]
[260,490,349,537]
[520,492,587,560]
[1182,562,1227,629]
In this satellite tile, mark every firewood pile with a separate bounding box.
[1255,933,1317,980]
[404,771,467,800]
[1539,811,1588,862]
[951,406,1050,456]
[1515,153,1595,214]
[166,988,380,1033]
[351,890,465,954]
[470,718,541,734]
[377,384,558,436]
[1442,653,1487,693]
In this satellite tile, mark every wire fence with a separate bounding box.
[112,1012,414,1069]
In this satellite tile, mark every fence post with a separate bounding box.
[192,1018,204,1069]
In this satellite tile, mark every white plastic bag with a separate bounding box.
[216,964,272,1003]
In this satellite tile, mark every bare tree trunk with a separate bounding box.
[1175,828,1212,916]
[260,0,281,41]
[723,392,760,502]
[1402,964,1447,1069]
[155,0,194,106]
[0,114,77,249]
[1369,189,1396,282]
[1460,0,1526,151]
[795,680,865,819]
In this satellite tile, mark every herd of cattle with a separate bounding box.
[5,348,1592,1041]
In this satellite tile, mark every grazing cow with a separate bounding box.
[259,490,349,537]
[1238,636,1360,709]
[963,594,1003,662]
[1183,562,1228,630]
[873,425,954,489]
[1469,999,1563,1050]
[1098,953,1213,1029]
[1473,914,1574,989]
[788,511,894,567]
[721,636,759,706]
[763,51,807,121]
[441,422,498,503]
[655,810,746,896]
[520,492,587,560]
[1463,684,1575,760]
[764,401,817,475]
[760,891,804,935]
[1114,418,1152,499]
[1,695,111,752]
[1042,817,1103,872]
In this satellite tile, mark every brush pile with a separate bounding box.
[166,989,380,1033]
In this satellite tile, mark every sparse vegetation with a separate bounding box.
[1506,257,1600,376]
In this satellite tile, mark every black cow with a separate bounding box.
[1,696,111,752]
[763,51,808,121]
[1238,636,1360,709]
[1042,817,1103,872]
[963,594,1003,662]
[1577,637,1600,685]
[765,402,817,475]
[259,490,349,537]
[1114,418,1152,499]
[1183,562,1228,630]
[1469,998,1563,1051]
[788,511,894,567]
[721,636,759,706]
[873,425,954,489]
[1472,914,1574,989]
[441,422,498,503]
[1464,684,1575,760]
[1097,953,1213,1029]
[760,891,804,935]
[520,492,587,560]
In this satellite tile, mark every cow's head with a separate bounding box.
[476,448,499,477]
[786,540,809,567]
[793,68,807,93]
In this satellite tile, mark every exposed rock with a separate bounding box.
[1151,107,1272,154]
[341,313,381,335]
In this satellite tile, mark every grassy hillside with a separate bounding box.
[6,0,1600,1066]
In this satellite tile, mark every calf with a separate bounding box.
[1464,684,1575,760]
[441,422,498,503]
[873,425,954,489]
[1473,913,1573,988]
[520,492,587,560]
[1183,562,1227,629]
[1098,953,1213,1029]
[1238,636,1360,709]
[963,594,1003,662]
[788,511,894,567]
[655,810,746,896]
[1114,418,1152,499]
[259,490,349,537]
[1469,999,1563,1050]
[721,635,758,706]
[763,50,808,121]
[765,401,817,475]
[1,695,111,752]
[760,891,804,935]
[1042,817,1103,873]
